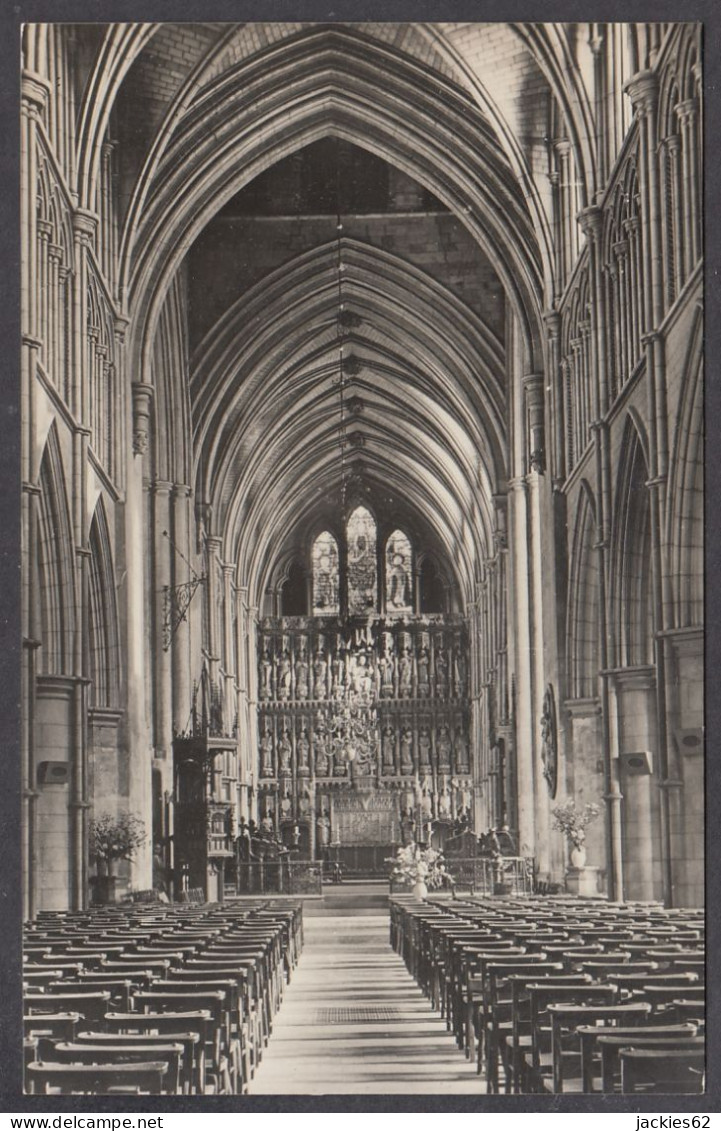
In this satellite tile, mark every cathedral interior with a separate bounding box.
[21,21,704,918]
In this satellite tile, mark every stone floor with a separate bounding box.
[248,884,483,1095]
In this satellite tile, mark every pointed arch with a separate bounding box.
[667,304,703,630]
[311,531,340,616]
[36,424,74,675]
[567,482,600,699]
[346,505,378,614]
[88,498,120,708]
[612,417,654,668]
[385,529,413,613]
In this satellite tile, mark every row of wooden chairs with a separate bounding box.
[390,894,704,1094]
[24,898,303,1095]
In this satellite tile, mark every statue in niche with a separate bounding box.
[439,785,452,819]
[434,645,449,697]
[455,724,470,771]
[298,788,312,817]
[278,651,292,700]
[400,725,414,772]
[381,724,395,770]
[418,726,432,768]
[453,645,467,697]
[316,810,331,848]
[278,728,292,774]
[399,648,413,698]
[379,648,395,698]
[313,649,328,700]
[314,731,329,777]
[295,649,309,699]
[297,726,310,773]
[351,652,372,696]
[436,723,452,769]
[260,726,274,776]
[421,786,433,821]
[260,648,273,700]
[417,647,430,696]
[280,790,292,819]
[331,651,345,696]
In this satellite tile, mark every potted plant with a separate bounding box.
[551,799,600,868]
[387,842,450,899]
[90,811,147,903]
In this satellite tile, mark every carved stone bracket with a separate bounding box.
[131,382,154,456]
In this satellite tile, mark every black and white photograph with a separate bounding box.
[16,16,709,1102]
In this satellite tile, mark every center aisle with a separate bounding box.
[248,884,483,1095]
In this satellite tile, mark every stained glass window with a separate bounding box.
[385,530,413,611]
[347,506,377,613]
[312,531,340,614]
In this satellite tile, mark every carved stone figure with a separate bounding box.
[418,725,432,768]
[313,651,328,700]
[381,724,395,770]
[400,725,414,771]
[453,648,467,697]
[278,729,292,774]
[399,649,413,697]
[436,723,452,769]
[455,724,470,771]
[280,790,292,818]
[417,647,430,695]
[260,649,273,699]
[260,726,274,776]
[314,732,329,776]
[278,651,292,700]
[316,811,331,847]
[331,653,345,695]
[379,651,395,697]
[434,646,449,696]
[297,726,310,773]
[439,785,452,818]
[295,653,309,699]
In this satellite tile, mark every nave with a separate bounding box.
[248,884,481,1095]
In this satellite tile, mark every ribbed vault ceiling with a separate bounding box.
[108,23,552,611]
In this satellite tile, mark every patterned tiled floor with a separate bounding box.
[248,893,484,1095]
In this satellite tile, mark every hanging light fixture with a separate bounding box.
[318,177,378,773]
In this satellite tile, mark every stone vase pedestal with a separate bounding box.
[564,865,601,897]
[412,880,428,899]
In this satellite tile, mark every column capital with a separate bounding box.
[543,309,561,337]
[131,381,154,456]
[151,479,173,497]
[21,72,51,112]
[675,98,698,124]
[72,209,98,242]
[624,70,659,114]
[577,204,603,239]
[172,483,192,500]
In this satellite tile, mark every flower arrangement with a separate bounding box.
[91,811,147,864]
[551,799,600,849]
[387,842,449,889]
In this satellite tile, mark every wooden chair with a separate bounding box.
[620,1046,705,1094]
[521,982,619,1093]
[576,1023,697,1092]
[104,1011,210,1094]
[130,991,229,1092]
[49,1041,183,1095]
[24,991,111,1025]
[482,962,564,1088]
[598,1032,703,1093]
[547,1001,653,1092]
[26,1059,168,1095]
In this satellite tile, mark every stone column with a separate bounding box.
[152,482,174,812]
[171,485,193,734]
[507,477,536,856]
